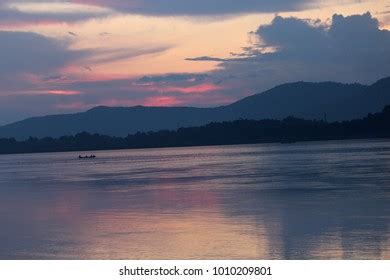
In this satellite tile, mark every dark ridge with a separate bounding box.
[0,76,389,140]
[0,104,389,155]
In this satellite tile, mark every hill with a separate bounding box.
[0,77,389,140]
[0,105,389,155]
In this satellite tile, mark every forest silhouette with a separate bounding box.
[0,105,389,155]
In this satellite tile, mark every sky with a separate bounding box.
[0,0,389,124]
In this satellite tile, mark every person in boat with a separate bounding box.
[78,155,96,159]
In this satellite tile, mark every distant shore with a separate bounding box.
[0,105,389,155]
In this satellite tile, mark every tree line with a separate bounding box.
[0,105,389,155]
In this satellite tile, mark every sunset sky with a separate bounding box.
[0,0,389,124]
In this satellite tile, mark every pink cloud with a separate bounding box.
[99,96,183,107]
[17,89,83,96]
[47,90,82,95]
[146,83,224,94]
[144,96,183,106]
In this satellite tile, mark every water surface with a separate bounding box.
[1,140,390,259]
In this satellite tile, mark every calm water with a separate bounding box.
[1,140,390,259]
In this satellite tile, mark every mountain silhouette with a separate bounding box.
[0,77,389,140]
[1,104,389,155]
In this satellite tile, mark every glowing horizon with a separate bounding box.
[0,0,389,124]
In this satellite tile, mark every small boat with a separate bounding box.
[78,155,96,159]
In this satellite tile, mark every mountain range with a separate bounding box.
[1,77,389,140]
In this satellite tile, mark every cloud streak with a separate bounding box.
[147,84,224,94]
[0,1,112,26]
[85,46,171,65]
[185,56,229,62]
[136,73,209,84]
[71,0,312,15]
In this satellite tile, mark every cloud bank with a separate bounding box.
[203,12,390,93]
[1,10,389,125]
[0,31,85,75]
[0,0,310,27]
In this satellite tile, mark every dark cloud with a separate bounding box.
[72,0,312,15]
[0,31,86,75]
[195,12,390,94]
[0,31,168,78]
[41,75,68,82]
[185,56,229,62]
[0,1,110,26]
[0,30,89,124]
[0,30,173,122]
[0,1,377,26]
[137,73,209,84]
[254,12,390,79]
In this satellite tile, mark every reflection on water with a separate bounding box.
[0,139,390,259]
